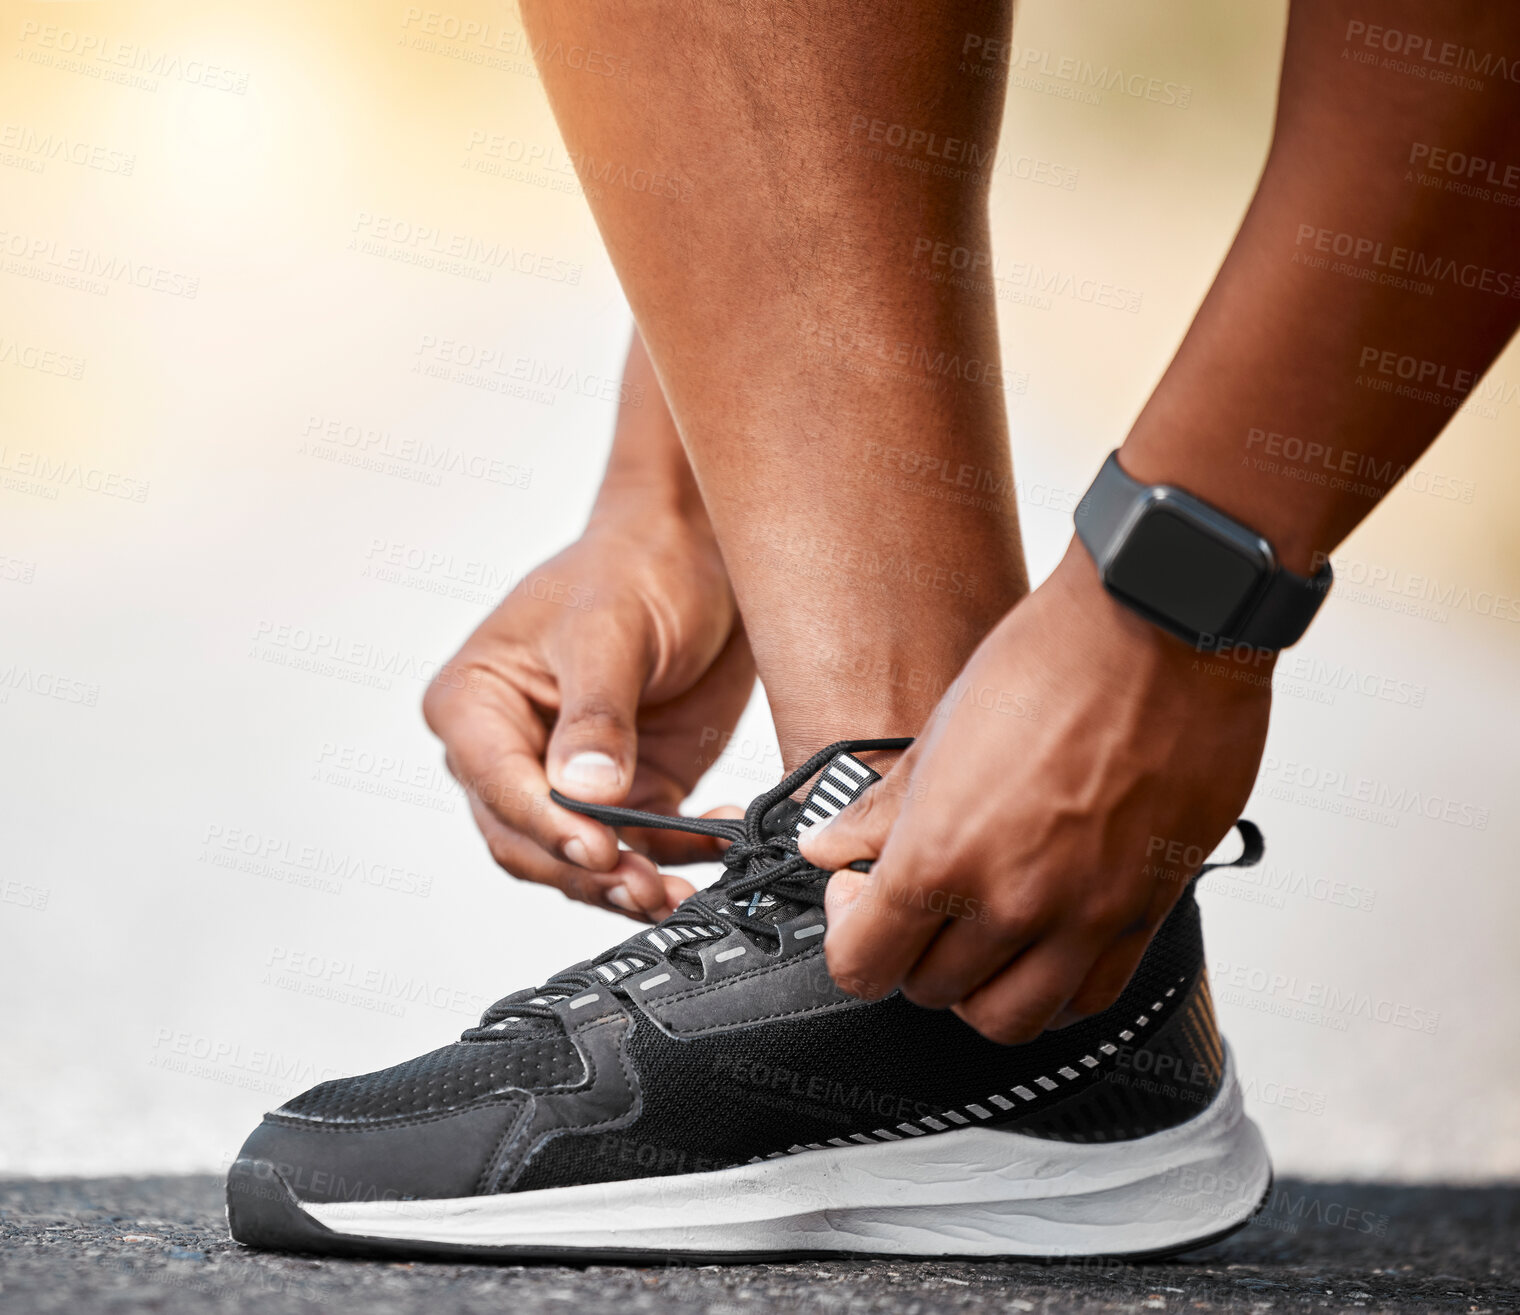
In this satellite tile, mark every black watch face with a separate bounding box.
[1105,503,1267,638]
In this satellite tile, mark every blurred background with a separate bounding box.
[2,0,1515,1183]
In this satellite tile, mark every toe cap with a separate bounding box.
[234,1098,527,1205]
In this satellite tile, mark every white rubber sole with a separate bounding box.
[302,1048,1270,1259]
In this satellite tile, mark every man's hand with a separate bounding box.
[424,513,753,922]
[800,542,1270,1044]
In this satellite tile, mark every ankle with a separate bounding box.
[772,686,936,774]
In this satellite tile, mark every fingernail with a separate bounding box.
[605,885,637,912]
[562,837,591,868]
[797,819,831,859]
[562,751,621,791]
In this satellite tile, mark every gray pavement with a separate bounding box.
[1,1175,1515,1314]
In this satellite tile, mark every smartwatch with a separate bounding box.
[1074,450,1332,651]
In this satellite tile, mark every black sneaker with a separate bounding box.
[227,738,1270,1262]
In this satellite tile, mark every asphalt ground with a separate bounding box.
[1,1175,1515,1315]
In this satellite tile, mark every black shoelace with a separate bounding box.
[463,738,911,1036]
[462,736,1264,1038]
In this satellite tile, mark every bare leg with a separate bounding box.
[521,0,1026,766]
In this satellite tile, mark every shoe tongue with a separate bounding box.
[732,751,882,924]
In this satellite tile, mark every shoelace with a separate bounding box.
[463,738,912,1036]
[462,736,1265,1037]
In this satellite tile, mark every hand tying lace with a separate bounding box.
[462,738,911,1037]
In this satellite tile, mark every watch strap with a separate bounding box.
[1072,450,1139,569]
[1232,556,1333,650]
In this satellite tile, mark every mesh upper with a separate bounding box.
[274,1032,585,1124]
[511,890,1205,1191]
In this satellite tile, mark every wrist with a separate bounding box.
[1050,540,1279,691]
[589,469,715,543]
[580,489,731,613]
[1117,438,1326,579]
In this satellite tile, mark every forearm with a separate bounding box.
[1122,0,1520,576]
[590,331,710,531]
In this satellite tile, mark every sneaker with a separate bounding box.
[227,738,1271,1261]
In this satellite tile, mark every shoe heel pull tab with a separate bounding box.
[1197,819,1264,876]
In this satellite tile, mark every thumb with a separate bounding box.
[545,624,649,805]
[823,866,875,934]
[798,772,901,872]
